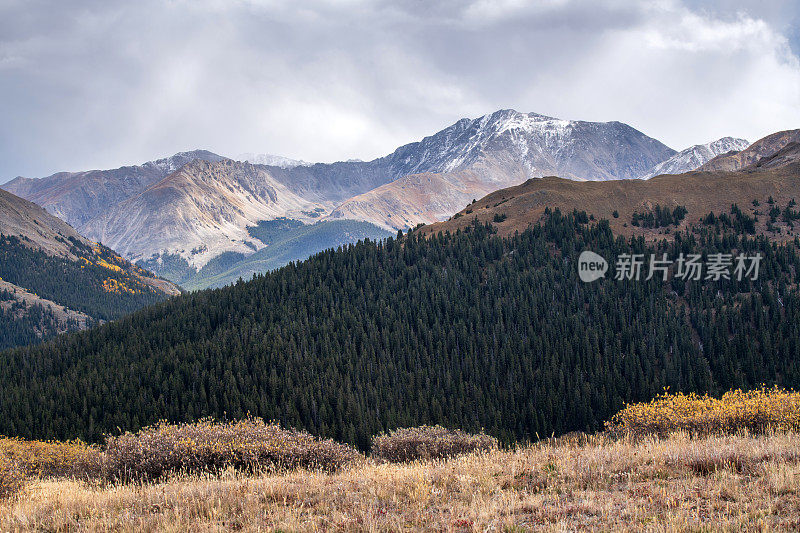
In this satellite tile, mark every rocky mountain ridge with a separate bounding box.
[641,137,749,178]
[3,150,224,227]
[698,129,800,172]
[82,159,324,267]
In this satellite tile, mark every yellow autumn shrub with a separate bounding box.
[0,437,102,480]
[607,386,800,437]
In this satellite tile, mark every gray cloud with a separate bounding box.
[1,0,799,181]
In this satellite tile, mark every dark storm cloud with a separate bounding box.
[1,0,799,182]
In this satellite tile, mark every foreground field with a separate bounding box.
[3,432,800,531]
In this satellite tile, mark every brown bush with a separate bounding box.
[371,425,498,462]
[0,453,25,500]
[102,417,362,481]
[0,437,102,480]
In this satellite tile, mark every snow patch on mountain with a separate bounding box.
[237,153,310,168]
[145,150,226,174]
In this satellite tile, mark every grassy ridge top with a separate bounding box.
[423,163,800,241]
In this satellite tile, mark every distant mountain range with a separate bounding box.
[80,159,322,268]
[237,153,310,168]
[2,110,793,290]
[319,109,678,230]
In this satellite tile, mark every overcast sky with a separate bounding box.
[1,0,799,182]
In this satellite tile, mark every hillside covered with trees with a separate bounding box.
[0,234,177,350]
[0,212,798,448]
[0,186,180,350]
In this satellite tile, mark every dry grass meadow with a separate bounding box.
[4,390,800,531]
[1,431,800,531]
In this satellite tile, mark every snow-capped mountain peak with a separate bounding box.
[641,137,750,178]
[491,110,571,134]
[383,109,674,180]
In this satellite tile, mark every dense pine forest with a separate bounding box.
[0,211,799,449]
[0,235,172,348]
[0,289,79,350]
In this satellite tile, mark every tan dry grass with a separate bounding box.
[0,453,25,500]
[2,432,800,531]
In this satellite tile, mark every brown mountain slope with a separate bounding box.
[698,129,800,172]
[0,190,99,336]
[0,188,179,296]
[325,169,515,230]
[2,151,224,228]
[0,187,89,258]
[746,142,800,170]
[0,188,182,298]
[82,159,324,267]
[0,188,180,347]
[420,163,800,241]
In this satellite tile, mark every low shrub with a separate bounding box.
[0,453,25,500]
[371,425,498,462]
[0,437,101,480]
[607,386,800,438]
[102,417,362,481]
